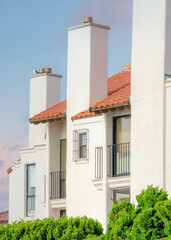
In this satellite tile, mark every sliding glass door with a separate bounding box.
[113,116,131,176]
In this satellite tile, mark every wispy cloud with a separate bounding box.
[69,0,133,32]
[0,159,4,168]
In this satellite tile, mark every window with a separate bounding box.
[73,129,89,161]
[26,164,36,216]
[108,115,131,177]
[60,210,66,217]
[113,188,130,203]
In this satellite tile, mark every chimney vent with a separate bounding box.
[121,64,131,72]
[39,68,45,73]
[39,68,52,74]
[84,16,93,23]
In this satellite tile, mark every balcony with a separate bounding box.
[93,143,130,190]
[108,142,130,177]
[50,171,66,200]
[49,171,66,209]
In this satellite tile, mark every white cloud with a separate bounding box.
[69,0,133,32]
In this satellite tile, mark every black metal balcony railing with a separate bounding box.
[95,147,103,179]
[108,142,130,177]
[50,171,66,200]
[27,187,35,215]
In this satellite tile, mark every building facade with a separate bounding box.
[8,0,171,231]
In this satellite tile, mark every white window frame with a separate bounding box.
[26,164,36,217]
[73,129,89,162]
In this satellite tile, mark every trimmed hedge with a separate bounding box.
[0,216,103,240]
[106,186,171,240]
[1,186,171,239]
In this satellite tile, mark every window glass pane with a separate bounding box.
[60,210,66,217]
[80,133,87,158]
[27,165,35,214]
[80,133,87,146]
[60,139,66,171]
[28,165,35,188]
[116,116,131,143]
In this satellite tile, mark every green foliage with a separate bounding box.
[136,186,168,212]
[85,234,105,240]
[0,216,103,240]
[106,185,171,240]
[1,186,170,240]
[106,200,135,240]
[155,200,171,236]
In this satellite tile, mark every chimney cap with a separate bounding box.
[84,16,93,23]
[39,68,52,74]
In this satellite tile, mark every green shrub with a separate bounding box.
[136,186,168,213]
[106,186,171,240]
[0,216,103,240]
[1,186,170,240]
[106,200,134,239]
[85,234,105,240]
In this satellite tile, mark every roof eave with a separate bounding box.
[30,113,66,125]
[90,101,130,113]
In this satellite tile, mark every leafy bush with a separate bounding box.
[85,234,105,240]
[0,216,103,240]
[106,186,171,240]
[1,186,170,240]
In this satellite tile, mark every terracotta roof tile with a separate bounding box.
[72,110,102,120]
[30,65,131,122]
[7,159,21,175]
[30,100,66,123]
[0,210,8,223]
[91,85,130,111]
[7,167,12,174]
[72,66,131,119]
[108,70,131,96]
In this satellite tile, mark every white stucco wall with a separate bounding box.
[9,145,47,223]
[66,21,110,231]
[29,73,61,147]
[9,163,25,223]
[165,79,171,197]
[66,116,106,228]
[131,0,167,202]
[165,0,171,75]
[67,23,109,118]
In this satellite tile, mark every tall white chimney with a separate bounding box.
[66,17,110,230]
[29,68,62,146]
[67,17,110,118]
[131,0,171,202]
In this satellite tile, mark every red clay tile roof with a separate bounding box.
[0,210,8,223]
[7,166,12,174]
[72,66,131,119]
[7,159,21,175]
[30,65,131,122]
[72,110,102,120]
[30,100,66,123]
[91,85,130,111]
[108,69,131,96]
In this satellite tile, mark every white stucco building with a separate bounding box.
[8,0,171,231]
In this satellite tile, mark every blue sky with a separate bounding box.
[0,0,133,211]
